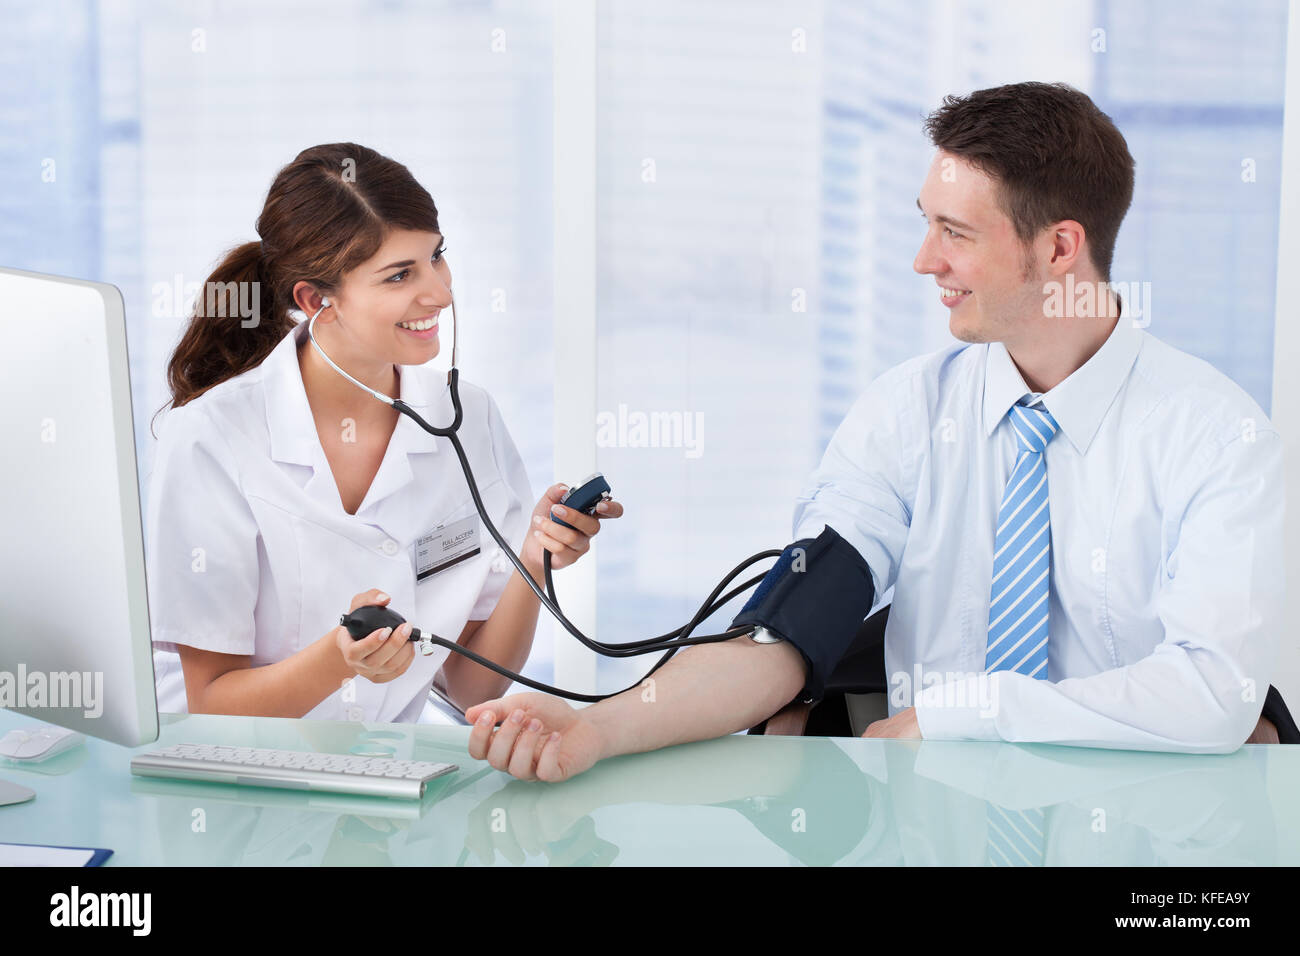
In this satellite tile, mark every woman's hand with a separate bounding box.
[466,693,605,782]
[333,588,415,683]
[521,483,624,573]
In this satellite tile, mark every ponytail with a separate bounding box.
[152,240,292,434]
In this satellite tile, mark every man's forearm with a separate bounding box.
[583,635,807,760]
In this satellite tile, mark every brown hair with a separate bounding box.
[923,81,1135,279]
[155,142,439,428]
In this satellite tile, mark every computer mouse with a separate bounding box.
[0,727,86,761]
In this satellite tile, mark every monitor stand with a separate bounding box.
[0,778,35,806]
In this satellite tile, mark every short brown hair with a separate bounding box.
[923,82,1135,279]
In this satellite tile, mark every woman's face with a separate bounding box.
[305,228,452,369]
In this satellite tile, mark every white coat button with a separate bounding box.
[380,539,399,556]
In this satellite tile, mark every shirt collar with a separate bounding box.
[264,320,445,469]
[982,315,1143,455]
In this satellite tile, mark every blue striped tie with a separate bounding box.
[986,395,1059,678]
[985,394,1058,867]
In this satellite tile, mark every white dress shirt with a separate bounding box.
[793,314,1285,753]
[147,319,533,724]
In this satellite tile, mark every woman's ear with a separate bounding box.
[291,280,330,316]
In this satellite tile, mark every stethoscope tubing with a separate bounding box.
[307,298,774,702]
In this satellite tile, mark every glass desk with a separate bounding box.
[1,709,1295,866]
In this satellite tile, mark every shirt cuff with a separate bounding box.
[913,672,1002,741]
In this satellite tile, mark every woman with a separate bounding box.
[147,142,620,724]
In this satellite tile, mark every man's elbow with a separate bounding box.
[751,639,813,726]
[677,635,809,733]
[1224,695,1271,751]
[1173,697,1259,754]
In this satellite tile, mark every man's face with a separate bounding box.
[913,151,1045,346]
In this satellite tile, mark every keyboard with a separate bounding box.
[130,743,457,800]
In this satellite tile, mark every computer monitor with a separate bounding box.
[0,266,159,797]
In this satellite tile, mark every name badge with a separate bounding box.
[414,514,481,582]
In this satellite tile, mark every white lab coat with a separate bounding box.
[146,319,533,724]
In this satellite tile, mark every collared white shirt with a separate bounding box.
[793,315,1285,753]
[147,319,533,724]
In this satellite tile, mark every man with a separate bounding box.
[467,82,1285,782]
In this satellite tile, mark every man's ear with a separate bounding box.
[1047,221,1087,273]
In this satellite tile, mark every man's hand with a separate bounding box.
[862,706,922,739]
[466,693,605,782]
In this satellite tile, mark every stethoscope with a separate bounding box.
[306,297,778,703]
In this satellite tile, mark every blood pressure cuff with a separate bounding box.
[730,525,875,703]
